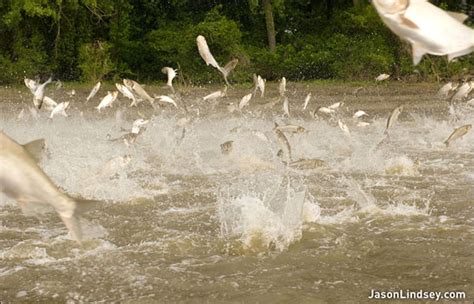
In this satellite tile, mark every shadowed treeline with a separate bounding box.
[0,0,471,84]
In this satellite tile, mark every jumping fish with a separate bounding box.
[42,96,58,111]
[123,79,154,104]
[203,87,227,101]
[375,73,390,81]
[239,93,252,110]
[96,91,118,111]
[49,102,70,119]
[385,104,403,133]
[116,83,137,107]
[0,131,96,243]
[353,110,368,118]
[372,0,474,65]
[282,97,290,117]
[161,67,177,90]
[274,123,292,163]
[155,95,178,108]
[451,82,472,102]
[303,93,312,110]
[33,77,52,109]
[437,82,458,98]
[444,124,472,147]
[24,78,38,94]
[279,77,287,97]
[86,81,101,103]
[196,35,234,85]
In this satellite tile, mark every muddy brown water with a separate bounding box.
[0,82,472,303]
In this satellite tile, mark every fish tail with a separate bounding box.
[60,198,100,244]
[444,140,449,147]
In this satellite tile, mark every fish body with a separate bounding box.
[123,79,154,103]
[303,93,311,110]
[155,95,178,108]
[239,93,252,110]
[437,82,457,97]
[257,75,265,97]
[328,102,343,110]
[196,35,228,84]
[131,118,149,134]
[24,78,38,94]
[353,110,368,118]
[96,91,118,111]
[373,0,474,64]
[385,104,403,132]
[451,82,472,102]
[50,102,69,119]
[375,73,390,81]
[338,119,351,136]
[0,131,91,242]
[161,67,177,88]
[86,82,101,102]
[203,89,225,101]
[116,83,137,107]
[274,124,292,163]
[444,124,472,147]
[33,77,52,109]
[279,77,287,97]
[42,96,58,111]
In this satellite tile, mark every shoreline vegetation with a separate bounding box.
[0,1,471,85]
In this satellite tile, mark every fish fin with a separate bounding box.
[400,15,419,29]
[447,11,469,23]
[447,47,474,62]
[412,43,427,65]
[22,139,46,163]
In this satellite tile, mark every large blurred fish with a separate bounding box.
[372,0,474,65]
[0,132,96,243]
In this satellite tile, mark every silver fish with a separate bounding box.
[86,81,101,103]
[444,124,472,147]
[385,104,403,133]
[373,0,474,65]
[0,132,96,243]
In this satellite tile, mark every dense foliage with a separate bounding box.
[0,0,472,84]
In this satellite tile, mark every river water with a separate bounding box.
[0,82,472,303]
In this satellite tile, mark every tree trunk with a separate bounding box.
[262,0,276,53]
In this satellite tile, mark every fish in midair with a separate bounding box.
[239,93,252,110]
[116,83,138,107]
[42,96,58,111]
[221,58,239,85]
[274,123,292,163]
[155,95,178,108]
[437,82,458,98]
[161,67,177,91]
[33,77,52,109]
[372,0,474,65]
[196,35,236,85]
[86,81,101,103]
[24,78,38,94]
[375,73,390,81]
[385,104,403,133]
[257,75,265,98]
[283,97,290,117]
[328,102,343,110]
[451,82,472,102]
[50,102,70,119]
[123,79,154,104]
[353,110,368,118]
[315,106,336,116]
[203,87,227,101]
[279,77,287,97]
[96,91,118,111]
[0,131,97,243]
[444,124,472,147]
[303,93,312,110]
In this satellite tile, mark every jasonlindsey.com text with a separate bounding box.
[368,289,466,301]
